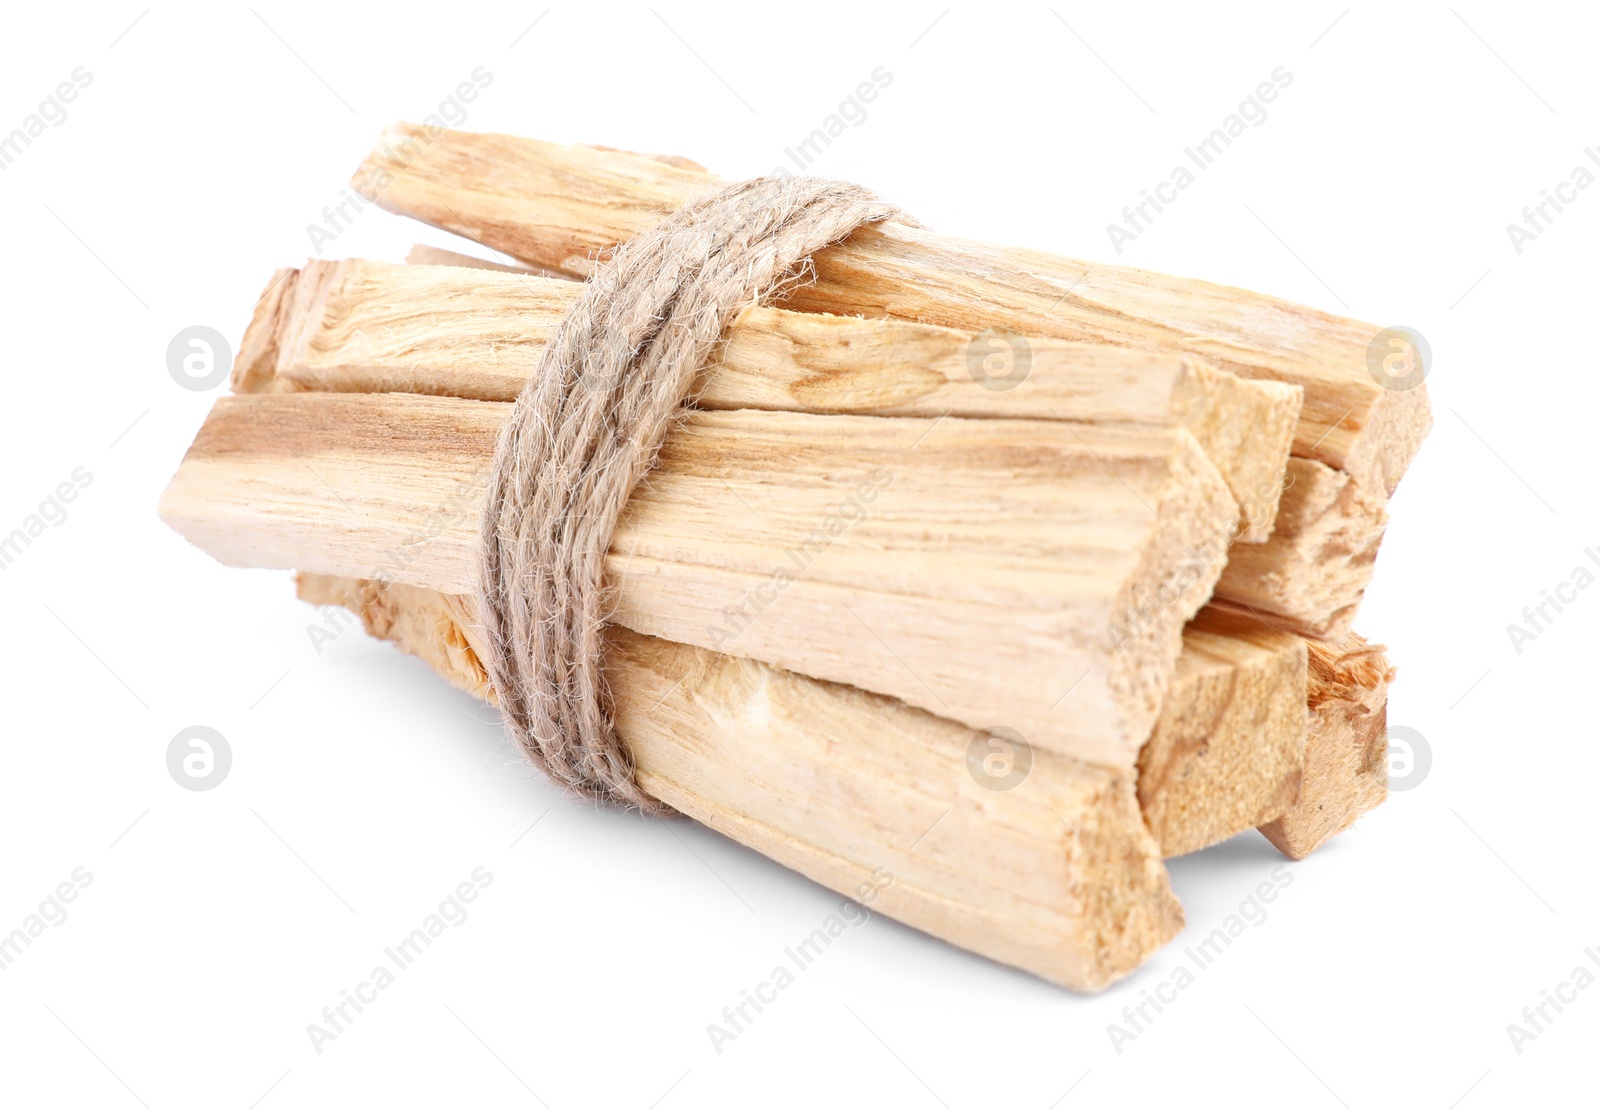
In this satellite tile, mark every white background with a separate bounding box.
[1,2,1595,1114]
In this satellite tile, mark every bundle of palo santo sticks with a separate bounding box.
[159,124,1429,991]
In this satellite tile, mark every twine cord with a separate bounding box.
[477,176,902,812]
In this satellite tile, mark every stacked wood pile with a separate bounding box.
[158,126,1429,990]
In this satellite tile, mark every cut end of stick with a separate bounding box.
[231,267,302,395]
[1213,456,1389,641]
[1104,427,1241,750]
[1259,632,1394,859]
[1349,380,1435,498]
[1138,611,1308,857]
[1169,359,1302,544]
[1062,768,1188,989]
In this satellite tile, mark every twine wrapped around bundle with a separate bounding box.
[475,177,904,812]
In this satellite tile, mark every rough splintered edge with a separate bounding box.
[1069,767,1187,988]
[1211,456,1390,641]
[1170,357,1303,545]
[230,267,300,395]
[1346,381,1434,498]
[1105,427,1241,753]
[1136,628,1308,857]
[1258,635,1394,859]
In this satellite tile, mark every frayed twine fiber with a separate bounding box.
[477,176,904,812]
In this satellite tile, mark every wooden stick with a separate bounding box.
[253,251,1358,862]
[1259,633,1393,858]
[235,259,1388,632]
[404,244,533,273]
[235,258,1299,542]
[158,392,1238,766]
[294,574,1183,991]
[277,254,1322,859]
[313,568,1319,861]
[231,267,299,395]
[1137,610,1306,856]
[302,571,1374,865]
[351,124,1431,497]
[1212,456,1388,639]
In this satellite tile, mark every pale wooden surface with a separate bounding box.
[159,391,1239,766]
[352,124,1432,496]
[230,267,299,396]
[295,574,1184,991]
[300,572,1322,862]
[1137,610,1307,857]
[147,130,1420,993]
[303,560,1393,872]
[235,258,1298,542]
[403,243,533,273]
[1259,632,1392,858]
[1212,456,1389,639]
[233,259,1388,630]
[263,253,1330,865]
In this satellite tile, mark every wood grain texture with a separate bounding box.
[159,392,1239,766]
[403,243,533,273]
[230,257,1379,631]
[1259,632,1393,858]
[351,124,1431,495]
[230,267,299,395]
[264,253,1325,866]
[233,258,1298,542]
[297,572,1337,866]
[1212,456,1388,639]
[1137,610,1307,857]
[294,573,1184,991]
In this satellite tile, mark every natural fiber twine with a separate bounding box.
[477,177,903,812]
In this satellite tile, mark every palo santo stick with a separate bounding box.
[159,392,1238,766]
[299,569,1325,863]
[236,259,1384,627]
[352,124,1431,496]
[1211,457,1388,639]
[403,244,533,273]
[235,258,1297,542]
[295,573,1184,991]
[1137,610,1307,857]
[283,252,1304,859]
[231,267,300,395]
[1259,633,1393,859]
